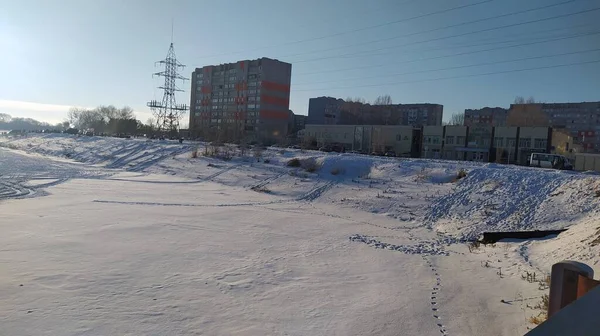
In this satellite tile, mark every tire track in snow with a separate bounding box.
[0,180,35,200]
[248,171,287,190]
[297,181,336,202]
[199,163,245,182]
[92,198,293,207]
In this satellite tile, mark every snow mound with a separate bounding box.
[527,213,600,275]
[316,154,375,178]
[426,165,600,240]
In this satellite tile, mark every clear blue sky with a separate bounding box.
[1,0,599,125]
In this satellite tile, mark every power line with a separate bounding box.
[265,0,422,38]
[334,23,593,60]
[292,5,600,63]
[294,30,600,76]
[195,0,494,59]
[293,59,600,91]
[279,0,581,61]
[293,48,600,86]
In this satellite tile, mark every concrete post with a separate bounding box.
[548,260,594,318]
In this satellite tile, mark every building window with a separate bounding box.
[534,138,547,149]
[519,138,531,148]
[446,136,454,145]
[456,136,465,145]
[432,136,441,144]
[494,137,503,147]
[507,138,516,147]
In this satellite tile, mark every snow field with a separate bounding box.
[2,133,600,334]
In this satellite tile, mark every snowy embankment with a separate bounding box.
[3,133,600,334]
[427,163,600,239]
[0,133,195,171]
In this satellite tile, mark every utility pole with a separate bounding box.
[147,36,188,135]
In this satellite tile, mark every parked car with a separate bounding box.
[384,151,396,157]
[319,146,332,152]
[529,153,573,170]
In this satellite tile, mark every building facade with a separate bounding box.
[307,97,443,127]
[422,126,444,159]
[507,102,600,152]
[189,58,292,143]
[304,124,577,166]
[306,97,344,125]
[288,111,307,134]
[464,107,508,127]
[304,124,420,157]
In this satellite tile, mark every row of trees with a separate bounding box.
[344,95,393,105]
[67,106,169,136]
[67,105,137,133]
[0,113,70,131]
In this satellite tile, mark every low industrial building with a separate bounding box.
[304,124,584,166]
[304,124,420,157]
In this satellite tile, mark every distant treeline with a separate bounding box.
[0,113,67,131]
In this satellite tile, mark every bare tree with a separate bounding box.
[0,113,11,123]
[373,95,392,105]
[345,97,367,104]
[67,105,137,134]
[146,118,156,130]
[449,113,465,126]
[514,96,537,104]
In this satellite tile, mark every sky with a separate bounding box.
[1,0,599,125]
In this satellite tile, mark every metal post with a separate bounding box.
[548,261,594,318]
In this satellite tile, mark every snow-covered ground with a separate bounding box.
[1,134,600,335]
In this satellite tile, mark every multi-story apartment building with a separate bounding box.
[464,107,508,127]
[287,110,307,135]
[306,97,345,125]
[307,96,443,127]
[189,57,292,143]
[507,102,600,152]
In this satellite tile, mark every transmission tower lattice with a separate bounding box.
[147,42,188,133]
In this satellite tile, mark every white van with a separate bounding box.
[529,153,573,170]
